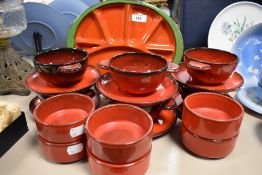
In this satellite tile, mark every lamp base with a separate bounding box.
[0,38,34,96]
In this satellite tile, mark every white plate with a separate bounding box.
[208,1,262,52]
[11,2,70,55]
[49,0,88,24]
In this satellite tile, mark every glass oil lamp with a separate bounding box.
[0,0,34,95]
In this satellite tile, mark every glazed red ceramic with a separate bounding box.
[107,95,181,138]
[149,96,179,137]
[86,104,153,164]
[88,148,151,175]
[25,65,100,95]
[29,89,101,115]
[34,93,95,143]
[184,48,239,84]
[182,92,244,140]
[37,134,86,163]
[29,96,42,115]
[33,48,88,87]
[67,0,184,74]
[177,82,231,100]
[171,64,244,93]
[181,124,238,159]
[96,73,178,107]
[98,52,178,95]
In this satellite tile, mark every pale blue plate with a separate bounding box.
[231,23,262,87]
[80,0,101,7]
[50,0,88,24]
[11,2,70,55]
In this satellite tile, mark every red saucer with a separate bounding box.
[26,66,100,95]
[96,74,178,107]
[171,64,244,93]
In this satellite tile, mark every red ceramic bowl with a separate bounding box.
[34,93,95,143]
[99,52,177,95]
[37,134,86,163]
[184,48,239,84]
[182,92,244,140]
[181,124,238,159]
[33,48,88,87]
[86,104,153,164]
[29,89,101,115]
[88,148,151,175]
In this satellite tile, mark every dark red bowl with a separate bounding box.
[182,92,244,140]
[34,93,95,143]
[33,48,88,87]
[88,148,151,175]
[86,104,153,164]
[99,52,171,95]
[181,124,238,159]
[184,48,238,84]
[37,134,86,163]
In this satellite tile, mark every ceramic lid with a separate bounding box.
[67,0,183,74]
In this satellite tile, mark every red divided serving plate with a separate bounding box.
[67,0,183,74]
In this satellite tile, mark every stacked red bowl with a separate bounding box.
[181,92,244,158]
[34,93,95,163]
[85,104,153,175]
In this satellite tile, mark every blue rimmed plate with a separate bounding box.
[237,85,262,115]
[11,2,70,55]
[231,23,262,87]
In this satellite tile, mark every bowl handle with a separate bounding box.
[97,59,110,70]
[187,60,211,70]
[167,62,179,73]
[150,94,183,137]
[57,63,82,74]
